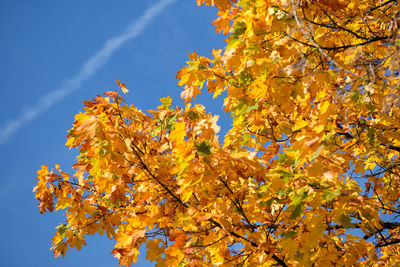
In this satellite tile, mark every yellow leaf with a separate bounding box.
[37,165,49,176]
[169,121,186,145]
[116,232,133,247]
[320,101,330,114]
[313,125,325,133]
[279,237,298,259]
[33,0,400,265]
[293,120,308,131]
[158,96,172,110]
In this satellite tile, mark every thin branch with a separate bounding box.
[291,0,362,78]
[376,238,400,248]
[189,235,229,254]
[247,127,300,143]
[217,176,255,230]
[129,140,188,208]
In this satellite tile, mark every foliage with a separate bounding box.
[34,0,400,266]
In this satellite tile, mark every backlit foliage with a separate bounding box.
[34,0,400,265]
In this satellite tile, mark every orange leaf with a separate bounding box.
[116,78,129,94]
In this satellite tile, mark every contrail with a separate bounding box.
[0,0,176,145]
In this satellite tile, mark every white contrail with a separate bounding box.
[0,0,176,145]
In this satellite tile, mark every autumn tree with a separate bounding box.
[34,0,400,265]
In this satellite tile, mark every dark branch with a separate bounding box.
[376,238,400,248]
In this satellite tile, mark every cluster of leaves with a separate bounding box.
[34,0,400,266]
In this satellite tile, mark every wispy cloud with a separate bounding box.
[0,0,176,145]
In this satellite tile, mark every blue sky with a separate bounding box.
[0,0,230,266]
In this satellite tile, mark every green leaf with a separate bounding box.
[367,128,375,146]
[272,57,280,63]
[227,22,246,50]
[278,153,287,163]
[282,231,297,238]
[56,223,68,236]
[290,204,303,219]
[245,103,258,113]
[339,214,354,228]
[198,64,207,70]
[278,170,293,183]
[322,189,341,202]
[292,158,299,168]
[67,129,76,138]
[165,113,178,129]
[195,141,212,156]
[232,21,246,36]
[309,145,324,161]
[367,103,376,112]
[187,110,199,121]
[351,90,360,102]
[260,198,274,208]
[291,192,305,206]
[226,36,240,50]
[241,133,251,145]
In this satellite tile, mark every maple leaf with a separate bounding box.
[195,140,212,155]
[105,90,118,98]
[34,0,400,266]
[169,121,186,145]
[75,116,100,140]
[104,90,124,102]
[110,185,125,203]
[158,96,172,110]
[145,239,164,262]
[116,78,129,94]
[293,119,308,132]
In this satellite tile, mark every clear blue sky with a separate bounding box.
[0,0,230,266]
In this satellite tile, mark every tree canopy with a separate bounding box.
[34,0,400,266]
